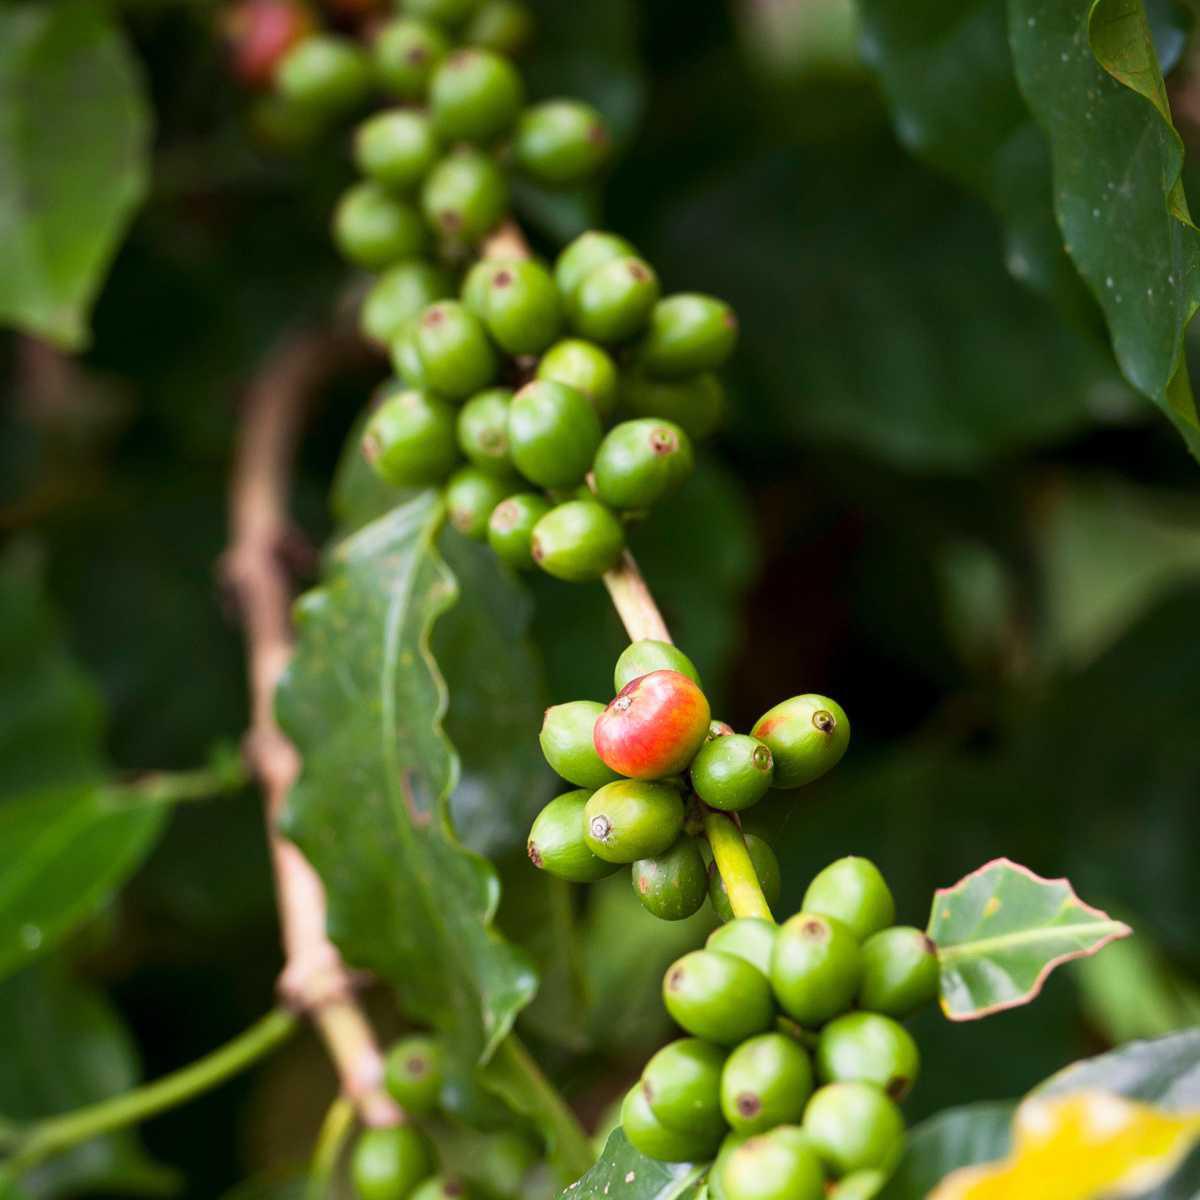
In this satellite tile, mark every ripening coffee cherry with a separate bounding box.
[429,49,524,143]
[828,1170,887,1200]
[707,917,778,977]
[275,35,371,113]
[720,1032,814,1135]
[752,694,850,790]
[536,339,619,421]
[527,789,619,882]
[422,149,508,243]
[708,835,780,924]
[641,1038,727,1137]
[444,466,515,539]
[662,949,775,1045]
[411,1177,475,1200]
[372,18,448,100]
[718,1126,825,1200]
[457,387,513,474]
[554,231,638,305]
[385,1035,443,1115]
[623,370,725,439]
[593,669,711,781]
[402,0,481,25]
[858,926,939,1018]
[621,1083,722,1164]
[361,262,454,347]
[803,1083,905,1175]
[355,110,441,191]
[463,0,534,55]
[351,1126,435,1200]
[570,257,661,343]
[639,294,739,377]
[690,735,773,813]
[481,260,562,354]
[771,912,863,1027]
[632,836,709,921]
[508,380,602,488]
[488,493,551,570]
[514,100,611,186]
[363,388,459,487]
[707,719,735,741]
[413,302,496,399]
[613,640,700,693]
[592,419,694,511]
[583,780,684,863]
[225,0,314,90]
[539,701,619,789]
[803,857,895,943]
[334,183,428,269]
[531,499,624,581]
[816,1012,920,1101]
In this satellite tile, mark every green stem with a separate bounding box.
[703,810,774,922]
[104,755,249,809]
[6,1009,297,1176]
[307,1096,356,1200]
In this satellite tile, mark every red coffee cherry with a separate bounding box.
[593,669,711,780]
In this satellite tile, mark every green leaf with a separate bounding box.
[277,493,536,1063]
[0,1,151,349]
[929,857,1131,1019]
[559,1131,705,1200]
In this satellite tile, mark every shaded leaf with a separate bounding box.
[1038,1029,1200,1109]
[558,1130,705,1200]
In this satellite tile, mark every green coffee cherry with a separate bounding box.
[508,380,602,488]
[718,1125,825,1200]
[584,780,684,863]
[363,388,459,487]
[803,1083,905,1175]
[351,1126,435,1200]
[402,0,481,25]
[640,294,739,377]
[276,35,370,113]
[457,387,513,474]
[569,257,661,343]
[858,926,940,1018]
[623,370,725,439]
[554,231,638,304]
[445,466,514,539]
[709,835,780,924]
[816,1012,920,1101]
[632,837,709,921]
[641,1038,726,1137]
[531,499,625,581]
[802,857,895,943]
[333,183,427,269]
[475,1131,539,1198]
[480,260,562,354]
[829,1170,887,1200]
[751,694,850,789]
[422,149,508,243]
[411,1177,475,1200]
[463,0,534,55]
[690,735,773,812]
[460,258,511,316]
[706,917,778,977]
[720,1032,814,1135]
[538,700,619,789]
[613,640,700,693]
[771,912,862,1027]
[429,49,523,143]
[592,419,694,510]
[708,1132,749,1200]
[528,789,619,882]
[514,100,611,186]
[355,110,441,191]
[488,493,552,570]
[621,1083,721,1164]
[536,339,618,421]
[361,262,454,347]
[384,1035,443,1115]
[372,18,448,100]
[662,949,774,1046]
[413,301,496,398]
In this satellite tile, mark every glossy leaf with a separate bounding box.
[0,1,150,348]
[929,858,1131,1019]
[559,1130,705,1200]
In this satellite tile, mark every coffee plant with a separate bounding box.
[5,0,1200,1198]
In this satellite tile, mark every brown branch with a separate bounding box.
[222,324,402,1129]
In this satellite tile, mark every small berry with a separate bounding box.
[508,380,602,488]
[707,719,735,741]
[641,1038,727,1137]
[771,912,862,1027]
[351,1126,435,1200]
[632,837,709,921]
[708,1132,750,1200]
[718,1126,824,1200]
[539,700,619,789]
[355,109,441,191]
[583,780,684,863]
[613,639,701,693]
[527,789,619,882]
[481,260,562,354]
[858,926,940,1018]
[690,735,773,813]
[803,1083,905,1175]
[662,949,774,1046]
[530,500,625,581]
[363,387,459,487]
[828,1170,888,1200]
[225,0,314,90]
[708,835,780,923]
[569,256,660,343]
[488,492,552,570]
[385,1035,443,1115]
[429,48,524,143]
[401,0,482,25]
[410,1177,476,1200]
[361,262,454,347]
[462,0,534,55]
[461,257,512,316]
[413,301,497,398]
[720,1033,814,1135]
[536,338,619,420]
[639,293,739,377]
[457,387,514,474]
[390,319,431,389]
[444,466,515,539]
[706,917,778,977]
[513,99,611,186]
[554,230,638,304]
[333,182,427,269]
[623,370,725,439]
[275,34,371,113]
[621,1083,722,1164]
[592,419,694,511]
[372,17,448,101]
[752,694,850,790]
[802,856,895,943]
[593,669,711,781]
[422,148,509,243]
[816,1012,920,1101]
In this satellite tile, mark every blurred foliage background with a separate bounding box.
[4,0,1200,1195]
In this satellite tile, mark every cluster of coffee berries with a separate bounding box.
[623,858,939,1200]
[361,232,738,580]
[526,640,850,919]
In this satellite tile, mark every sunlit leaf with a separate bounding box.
[559,1130,705,1200]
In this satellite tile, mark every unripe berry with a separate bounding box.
[457,387,513,474]
[662,949,775,1045]
[225,0,314,90]
[718,1126,824,1200]
[444,466,515,539]
[527,789,619,882]
[351,1126,435,1200]
[803,1083,904,1175]
[569,256,660,343]
[530,500,624,581]
[708,835,780,923]
[372,17,448,100]
[583,780,684,863]
[554,231,638,304]
[706,917,778,977]
[613,639,701,693]
[690,735,773,812]
[411,1177,476,1200]
[752,694,849,789]
[536,339,618,421]
[632,837,708,921]
[461,258,510,316]
[623,370,725,439]
[275,34,370,113]
[391,319,431,389]
[361,262,454,347]
[720,1033,814,1135]
[639,294,739,377]
[402,0,482,25]
[508,380,602,488]
[463,0,534,55]
[592,419,694,511]
[422,149,508,243]
[802,856,895,942]
[429,49,524,143]
[363,387,459,487]
[514,99,611,186]
[413,301,496,398]
[771,912,862,1027]
[621,1083,722,1164]
[641,1038,727,1137]
[355,110,441,191]
[333,183,427,269]
[816,1012,920,1100]
[593,669,711,781]
[480,260,562,354]
[858,926,940,1018]
[539,700,619,789]
[488,493,550,570]
[707,719,735,741]
[829,1170,888,1200]
[385,1034,443,1115]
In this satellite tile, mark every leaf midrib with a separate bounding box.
[937,919,1127,963]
